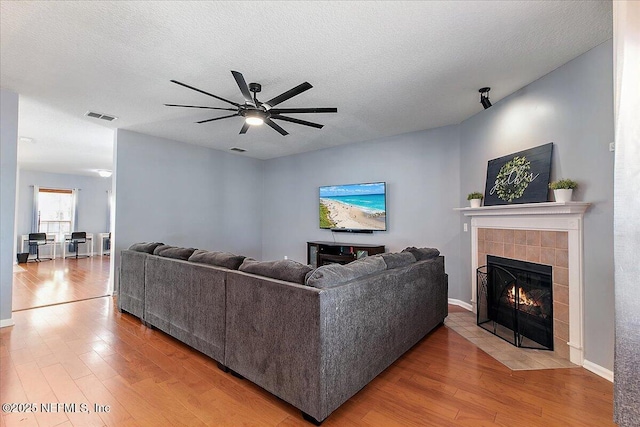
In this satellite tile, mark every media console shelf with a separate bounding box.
[307,241,385,268]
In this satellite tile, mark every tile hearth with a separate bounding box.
[445,311,577,370]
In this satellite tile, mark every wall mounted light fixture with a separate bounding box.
[479,87,492,109]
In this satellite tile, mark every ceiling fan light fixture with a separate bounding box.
[245,110,265,126]
[245,116,264,126]
[167,71,337,136]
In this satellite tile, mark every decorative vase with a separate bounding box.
[470,199,482,208]
[554,189,573,203]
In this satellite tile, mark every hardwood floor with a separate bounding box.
[12,257,111,311]
[2,262,615,426]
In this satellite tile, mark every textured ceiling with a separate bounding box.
[1,1,612,175]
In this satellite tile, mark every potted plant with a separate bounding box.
[467,192,484,208]
[549,179,578,202]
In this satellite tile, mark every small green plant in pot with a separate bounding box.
[549,179,577,202]
[467,192,484,208]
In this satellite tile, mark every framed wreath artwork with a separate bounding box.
[483,143,553,206]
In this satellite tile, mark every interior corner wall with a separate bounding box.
[459,40,615,371]
[15,170,113,252]
[261,125,463,299]
[0,89,19,325]
[113,129,264,290]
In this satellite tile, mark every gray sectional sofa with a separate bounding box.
[118,244,448,424]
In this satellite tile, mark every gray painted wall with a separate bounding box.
[15,169,113,254]
[459,41,614,369]
[113,129,264,289]
[0,89,19,324]
[262,125,463,299]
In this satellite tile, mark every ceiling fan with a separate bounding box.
[165,71,337,136]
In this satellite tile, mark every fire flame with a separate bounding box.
[507,286,537,307]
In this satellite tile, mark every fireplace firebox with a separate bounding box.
[477,256,553,350]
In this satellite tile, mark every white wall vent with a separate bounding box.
[85,111,118,121]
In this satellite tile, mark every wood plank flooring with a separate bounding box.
[2,260,615,426]
[12,257,110,311]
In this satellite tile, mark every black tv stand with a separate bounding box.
[307,241,385,268]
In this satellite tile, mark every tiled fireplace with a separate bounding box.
[457,202,590,365]
[478,229,569,358]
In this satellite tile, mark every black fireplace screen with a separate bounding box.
[477,256,554,350]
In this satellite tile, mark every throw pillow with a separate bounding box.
[239,259,313,285]
[128,242,164,254]
[401,246,440,261]
[188,249,246,270]
[381,252,416,269]
[305,255,387,289]
[156,246,197,260]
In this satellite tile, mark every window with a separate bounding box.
[38,188,73,240]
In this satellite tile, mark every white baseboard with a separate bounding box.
[448,298,473,311]
[583,359,613,382]
[0,318,15,328]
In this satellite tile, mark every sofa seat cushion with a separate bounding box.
[305,255,387,289]
[156,246,197,260]
[402,247,440,261]
[239,259,313,285]
[188,249,246,270]
[128,242,164,254]
[381,252,416,269]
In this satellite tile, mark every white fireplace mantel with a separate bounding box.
[455,201,590,365]
[455,201,590,217]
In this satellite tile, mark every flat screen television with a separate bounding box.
[319,182,387,232]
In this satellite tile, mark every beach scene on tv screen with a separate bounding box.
[320,182,386,230]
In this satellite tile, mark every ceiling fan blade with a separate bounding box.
[269,107,337,114]
[265,119,289,136]
[165,104,237,111]
[239,122,250,134]
[231,71,255,106]
[263,82,313,110]
[170,80,240,107]
[271,114,324,129]
[196,113,238,124]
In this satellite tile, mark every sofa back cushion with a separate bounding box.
[153,244,174,255]
[239,259,313,285]
[156,246,197,261]
[305,255,387,289]
[128,242,164,254]
[401,247,440,261]
[381,252,416,269]
[188,249,246,270]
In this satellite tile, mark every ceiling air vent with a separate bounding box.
[230,147,246,153]
[85,111,118,122]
